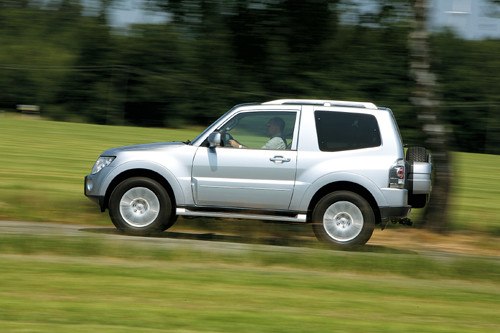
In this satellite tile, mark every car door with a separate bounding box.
[191,110,299,210]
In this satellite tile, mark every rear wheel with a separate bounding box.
[312,191,375,249]
[109,177,175,235]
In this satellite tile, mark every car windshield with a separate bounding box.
[189,104,253,145]
[189,112,229,145]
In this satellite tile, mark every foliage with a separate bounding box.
[431,30,500,154]
[0,0,499,153]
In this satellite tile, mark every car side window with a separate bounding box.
[315,111,381,152]
[220,111,297,150]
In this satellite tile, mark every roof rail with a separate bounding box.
[263,99,377,109]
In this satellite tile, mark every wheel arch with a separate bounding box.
[103,169,176,212]
[307,181,381,224]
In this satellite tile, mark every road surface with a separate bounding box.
[0,220,498,259]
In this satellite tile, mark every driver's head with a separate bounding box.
[266,117,285,136]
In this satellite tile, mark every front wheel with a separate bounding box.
[109,177,175,235]
[312,191,375,249]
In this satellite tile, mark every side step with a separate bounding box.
[176,208,307,223]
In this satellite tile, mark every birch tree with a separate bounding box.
[409,0,452,232]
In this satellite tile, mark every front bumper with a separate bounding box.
[84,175,106,212]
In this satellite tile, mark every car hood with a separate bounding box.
[102,142,186,156]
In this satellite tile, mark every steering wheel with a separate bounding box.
[221,132,234,147]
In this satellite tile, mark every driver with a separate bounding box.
[229,117,286,150]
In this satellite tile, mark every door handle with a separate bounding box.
[270,156,291,164]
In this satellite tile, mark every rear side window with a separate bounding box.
[315,111,381,152]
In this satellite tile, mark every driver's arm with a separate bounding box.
[228,139,246,149]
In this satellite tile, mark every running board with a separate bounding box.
[176,208,308,223]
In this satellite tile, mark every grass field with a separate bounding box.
[0,233,498,332]
[0,115,201,226]
[1,115,499,332]
[1,114,500,233]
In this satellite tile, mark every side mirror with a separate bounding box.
[207,132,221,149]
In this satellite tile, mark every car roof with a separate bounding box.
[262,99,378,109]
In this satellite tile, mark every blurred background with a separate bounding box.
[1,4,499,331]
[1,0,499,154]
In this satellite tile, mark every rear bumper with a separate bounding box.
[379,206,411,222]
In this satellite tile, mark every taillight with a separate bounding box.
[389,159,405,188]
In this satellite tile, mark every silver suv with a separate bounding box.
[85,99,432,248]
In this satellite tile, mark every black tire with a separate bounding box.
[312,191,375,249]
[406,146,427,162]
[406,146,429,208]
[109,177,175,235]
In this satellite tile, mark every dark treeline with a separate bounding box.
[1,0,499,154]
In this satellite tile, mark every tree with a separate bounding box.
[48,0,116,123]
[409,0,452,232]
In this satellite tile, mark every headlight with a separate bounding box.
[91,156,115,174]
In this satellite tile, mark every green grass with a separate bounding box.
[0,234,498,332]
[0,115,201,225]
[1,115,499,332]
[449,152,500,233]
[1,114,500,233]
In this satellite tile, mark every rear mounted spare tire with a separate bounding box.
[406,146,428,162]
[406,146,429,208]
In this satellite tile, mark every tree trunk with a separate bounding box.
[409,0,452,233]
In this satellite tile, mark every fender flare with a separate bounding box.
[292,171,387,212]
[101,161,186,208]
